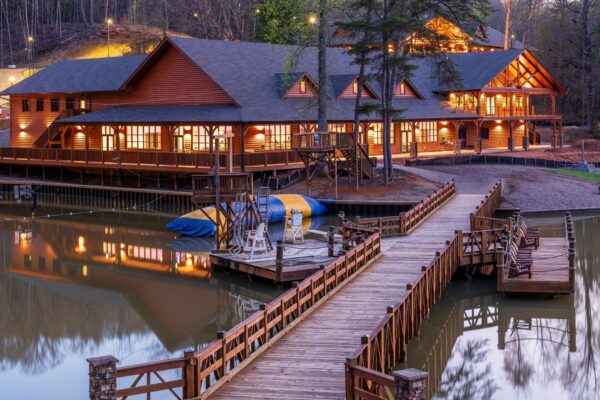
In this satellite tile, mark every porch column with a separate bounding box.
[551,120,557,149]
[559,119,563,148]
[241,124,247,172]
[508,121,515,152]
[451,121,461,155]
[410,121,418,159]
[167,125,174,153]
[476,120,483,154]
[523,121,529,150]
[227,130,233,173]
[114,125,120,151]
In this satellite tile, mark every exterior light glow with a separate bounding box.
[106,18,113,25]
[308,15,317,25]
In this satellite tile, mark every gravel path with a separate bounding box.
[400,164,600,211]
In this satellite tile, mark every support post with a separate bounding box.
[507,121,515,152]
[410,122,418,159]
[87,355,119,400]
[328,226,335,257]
[392,368,428,400]
[496,247,506,291]
[275,240,284,283]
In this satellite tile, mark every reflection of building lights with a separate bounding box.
[82,265,88,277]
[75,235,86,253]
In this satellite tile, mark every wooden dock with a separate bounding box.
[210,238,340,283]
[498,214,575,294]
[208,193,483,399]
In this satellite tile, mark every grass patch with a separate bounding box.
[551,169,600,182]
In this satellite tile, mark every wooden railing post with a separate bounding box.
[328,226,335,257]
[345,357,357,400]
[496,248,506,291]
[275,241,284,283]
[183,350,198,399]
[392,368,428,400]
[87,355,119,400]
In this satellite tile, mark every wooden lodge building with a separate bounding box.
[0,18,565,187]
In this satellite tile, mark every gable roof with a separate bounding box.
[0,55,145,95]
[275,72,316,97]
[330,74,379,99]
[433,49,523,92]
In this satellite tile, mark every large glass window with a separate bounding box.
[126,126,161,150]
[485,96,496,116]
[101,126,115,151]
[263,125,291,150]
[174,126,230,152]
[368,123,394,145]
[417,121,438,143]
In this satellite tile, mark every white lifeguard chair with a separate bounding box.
[245,222,268,259]
[284,209,304,243]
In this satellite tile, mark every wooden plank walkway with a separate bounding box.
[500,237,571,293]
[209,194,484,399]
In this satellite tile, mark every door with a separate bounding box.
[401,130,411,153]
[458,127,467,149]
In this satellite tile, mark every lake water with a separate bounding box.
[403,214,600,400]
[0,202,598,399]
[0,203,281,399]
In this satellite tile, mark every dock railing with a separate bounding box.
[566,212,576,293]
[470,179,503,231]
[356,180,456,237]
[88,225,381,400]
[344,232,464,399]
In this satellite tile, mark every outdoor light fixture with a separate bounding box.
[308,15,317,25]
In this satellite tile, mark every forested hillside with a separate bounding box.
[0,0,599,131]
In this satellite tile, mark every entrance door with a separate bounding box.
[458,127,467,149]
[401,130,411,152]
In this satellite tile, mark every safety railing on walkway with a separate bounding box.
[356,180,456,237]
[88,225,381,400]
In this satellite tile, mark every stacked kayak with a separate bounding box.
[166,194,328,237]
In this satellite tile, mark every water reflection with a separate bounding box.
[403,215,599,400]
[0,204,281,399]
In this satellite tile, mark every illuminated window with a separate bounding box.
[328,124,347,133]
[79,98,87,110]
[352,81,359,94]
[299,79,307,94]
[369,123,394,145]
[36,98,44,112]
[127,245,163,262]
[101,126,115,151]
[485,96,496,116]
[263,125,291,150]
[515,96,524,108]
[417,121,438,143]
[50,98,59,112]
[126,126,161,150]
[397,83,406,96]
[21,99,29,112]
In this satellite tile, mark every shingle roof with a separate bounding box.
[0,55,145,95]
[330,74,357,98]
[472,26,524,50]
[59,104,242,124]
[433,49,523,92]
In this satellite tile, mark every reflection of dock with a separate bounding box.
[210,238,339,283]
[405,283,576,399]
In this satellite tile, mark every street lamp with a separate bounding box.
[27,36,34,75]
[106,18,114,57]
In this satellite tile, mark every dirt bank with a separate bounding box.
[402,164,600,212]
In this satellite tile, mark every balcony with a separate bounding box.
[0,148,303,172]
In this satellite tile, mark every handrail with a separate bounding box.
[470,179,502,231]
[356,180,456,236]
[345,232,464,399]
[91,224,381,399]
[565,212,576,293]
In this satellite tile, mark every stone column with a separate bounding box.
[393,368,428,400]
[87,355,119,400]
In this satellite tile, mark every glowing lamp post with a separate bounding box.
[106,18,114,57]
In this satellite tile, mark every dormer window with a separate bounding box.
[299,79,307,94]
[398,83,406,95]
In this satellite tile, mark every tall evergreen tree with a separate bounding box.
[338,0,490,184]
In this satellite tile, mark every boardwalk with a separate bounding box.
[209,194,484,399]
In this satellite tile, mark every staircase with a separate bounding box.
[32,109,76,148]
[339,141,376,179]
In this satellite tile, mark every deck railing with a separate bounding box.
[461,228,507,267]
[356,180,456,236]
[344,232,464,399]
[292,131,355,150]
[0,147,307,171]
[89,225,381,400]
[470,179,502,231]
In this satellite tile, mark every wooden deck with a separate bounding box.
[208,194,483,400]
[499,237,572,294]
[210,238,340,283]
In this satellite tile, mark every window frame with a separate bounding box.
[50,98,60,112]
[65,97,75,111]
[36,98,44,112]
[21,99,30,112]
[263,125,292,151]
[417,121,438,143]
